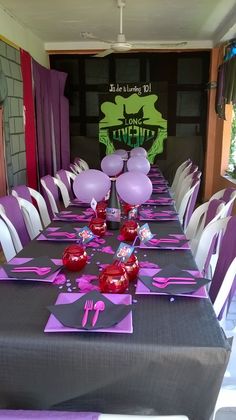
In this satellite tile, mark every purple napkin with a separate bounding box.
[139,234,190,250]
[54,211,92,222]
[145,198,174,206]
[47,290,132,330]
[139,209,178,221]
[38,226,78,241]
[136,265,210,296]
[1,256,63,281]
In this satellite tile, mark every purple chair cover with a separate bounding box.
[0,196,30,246]
[56,170,74,199]
[222,188,236,216]
[209,216,236,319]
[183,178,200,229]
[41,175,59,218]
[12,185,33,204]
[204,199,224,227]
[0,410,99,419]
[189,164,198,174]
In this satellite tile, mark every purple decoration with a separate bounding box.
[53,274,67,285]
[127,156,150,174]
[100,246,115,254]
[130,147,147,157]
[116,171,153,205]
[114,149,128,159]
[0,195,30,246]
[73,170,111,203]
[101,154,123,176]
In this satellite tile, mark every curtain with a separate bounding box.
[32,60,70,179]
[215,55,236,118]
[20,49,38,189]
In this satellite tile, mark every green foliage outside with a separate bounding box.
[227,104,236,179]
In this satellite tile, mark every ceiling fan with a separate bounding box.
[81,0,187,57]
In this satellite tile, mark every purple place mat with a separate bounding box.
[37,227,79,242]
[152,188,169,194]
[53,211,92,222]
[139,234,190,250]
[45,293,133,333]
[150,180,168,185]
[144,198,174,206]
[139,209,178,221]
[136,268,208,298]
[0,257,62,283]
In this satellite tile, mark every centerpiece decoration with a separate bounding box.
[62,244,88,272]
[101,154,124,230]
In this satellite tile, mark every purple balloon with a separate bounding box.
[114,149,128,159]
[73,170,111,203]
[116,171,153,205]
[130,147,147,157]
[101,154,123,176]
[127,156,150,174]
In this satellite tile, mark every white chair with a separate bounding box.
[99,415,189,420]
[186,200,225,255]
[70,163,82,175]
[213,257,236,320]
[12,186,51,228]
[171,161,192,198]
[177,179,200,226]
[170,159,191,193]
[194,217,231,275]
[74,157,89,171]
[53,177,71,208]
[0,218,18,262]
[175,170,200,211]
[56,169,76,201]
[15,197,43,240]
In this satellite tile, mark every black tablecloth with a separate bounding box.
[0,203,230,420]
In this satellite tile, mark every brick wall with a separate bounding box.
[0,40,26,188]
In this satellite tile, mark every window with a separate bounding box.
[227,104,236,178]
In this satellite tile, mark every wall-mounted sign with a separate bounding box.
[99,83,167,163]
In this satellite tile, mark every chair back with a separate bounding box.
[12,185,33,204]
[16,197,43,239]
[209,216,236,308]
[178,179,200,227]
[171,159,191,192]
[56,169,74,199]
[213,256,236,319]
[194,216,231,275]
[0,218,18,262]
[74,157,89,171]
[40,175,59,217]
[0,195,30,246]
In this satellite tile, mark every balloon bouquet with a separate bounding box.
[70,147,153,292]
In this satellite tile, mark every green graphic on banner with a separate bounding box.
[99,90,167,163]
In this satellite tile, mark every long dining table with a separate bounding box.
[0,167,231,420]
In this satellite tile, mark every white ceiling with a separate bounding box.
[0,0,236,51]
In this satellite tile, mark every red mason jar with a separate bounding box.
[99,263,129,293]
[123,254,139,281]
[120,220,139,242]
[122,203,134,216]
[62,244,88,271]
[89,217,107,237]
[96,201,107,219]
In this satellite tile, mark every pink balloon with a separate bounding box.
[73,170,111,203]
[114,149,128,159]
[116,171,153,205]
[130,147,147,157]
[127,156,150,174]
[101,154,123,176]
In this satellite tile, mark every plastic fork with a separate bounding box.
[149,238,180,244]
[152,280,196,289]
[47,232,76,239]
[82,299,94,327]
[11,267,51,275]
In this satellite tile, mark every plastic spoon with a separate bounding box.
[92,301,105,327]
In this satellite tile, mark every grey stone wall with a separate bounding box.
[0,40,26,189]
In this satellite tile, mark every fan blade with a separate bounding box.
[93,49,114,58]
[133,41,187,48]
